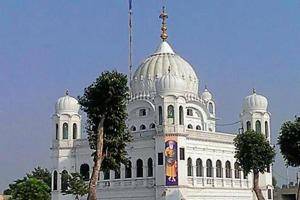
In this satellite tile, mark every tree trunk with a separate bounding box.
[253,171,265,200]
[87,117,105,200]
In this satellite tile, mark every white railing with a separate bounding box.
[51,139,89,149]
[98,178,155,189]
[188,177,249,188]
[96,177,248,189]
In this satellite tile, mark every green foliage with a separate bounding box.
[10,178,50,200]
[4,178,27,195]
[4,167,51,196]
[234,130,276,175]
[3,188,11,195]
[278,117,300,167]
[61,172,89,199]
[79,70,131,171]
[26,167,51,188]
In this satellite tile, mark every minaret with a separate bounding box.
[240,89,273,200]
[51,90,81,200]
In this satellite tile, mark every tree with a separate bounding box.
[79,70,131,200]
[10,178,50,200]
[27,167,51,189]
[3,178,26,196]
[234,130,276,200]
[61,172,89,200]
[4,166,51,196]
[278,116,300,200]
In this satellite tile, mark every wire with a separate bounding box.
[216,121,241,127]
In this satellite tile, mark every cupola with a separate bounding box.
[243,89,268,112]
[55,90,80,114]
[202,86,213,101]
[155,68,186,95]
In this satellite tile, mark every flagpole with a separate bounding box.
[128,0,133,89]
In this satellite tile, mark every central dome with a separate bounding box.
[131,41,199,97]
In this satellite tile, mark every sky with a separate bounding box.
[0,0,300,192]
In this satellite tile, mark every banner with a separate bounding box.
[165,136,178,186]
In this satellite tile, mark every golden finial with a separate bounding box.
[159,6,168,41]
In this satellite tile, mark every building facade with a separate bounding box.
[50,8,273,200]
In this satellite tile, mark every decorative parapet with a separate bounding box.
[97,178,155,190]
[187,177,250,188]
[187,131,236,144]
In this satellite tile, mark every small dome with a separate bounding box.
[55,91,80,114]
[131,41,199,96]
[202,87,213,101]
[243,89,268,112]
[155,73,186,95]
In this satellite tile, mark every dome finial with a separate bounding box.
[65,89,69,96]
[252,88,256,94]
[159,6,168,41]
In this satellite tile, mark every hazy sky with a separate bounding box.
[0,0,300,191]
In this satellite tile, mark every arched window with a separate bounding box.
[125,161,132,178]
[206,159,213,177]
[187,124,193,129]
[234,162,241,179]
[265,121,269,138]
[130,126,136,132]
[55,124,59,140]
[62,123,68,139]
[179,106,184,125]
[53,171,58,190]
[243,170,248,179]
[168,105,174,124]
[136,159,143,177]
[187,108,193,116]
[103,170,110,180]
[149,123,155,129]
[139,109,146,116]
[216,160,222,178]
[80,164,90,181]
[61,170,68,191]
[187,158,193,176]
[147,158,153,177]
[159,106,163,125]
[73,123,77,139]
[115,167,121,179]
[209,102,214,114]
[268,189,272,199]
[140,124,146,130]
[196,158,203,177]
[196,125,201,130]
[246,121,251,131]
[256,120,261,133]
[225,161,232,178]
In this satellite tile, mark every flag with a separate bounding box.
[129,0,132,11]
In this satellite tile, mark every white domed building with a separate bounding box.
[50,8,273,200]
